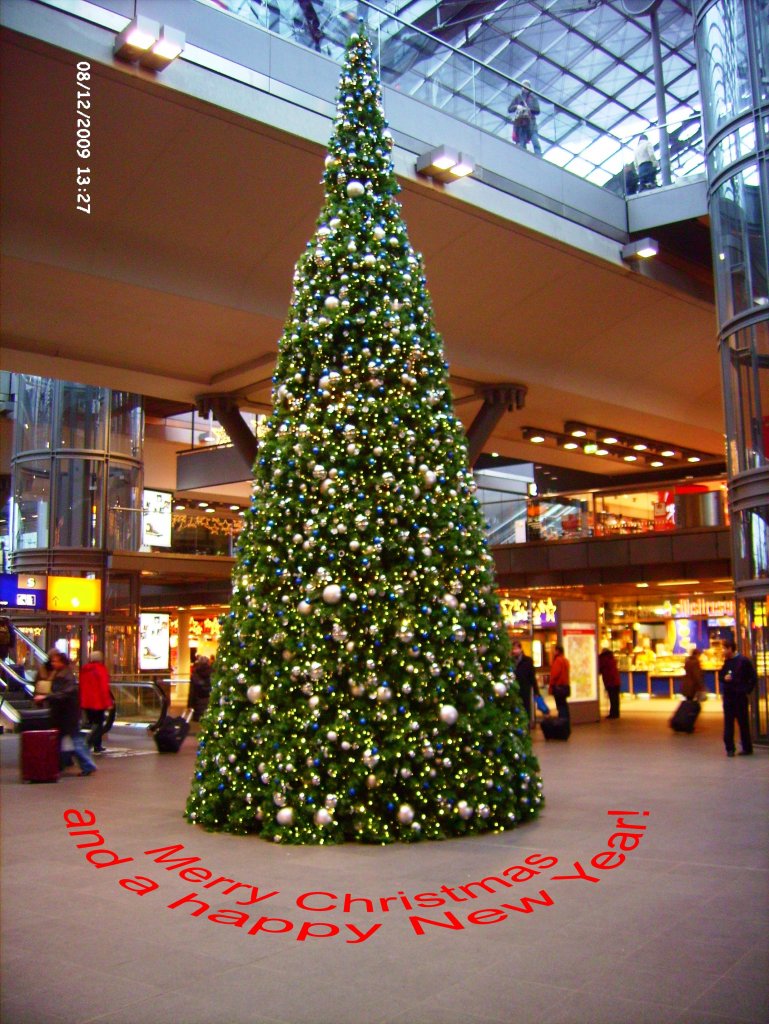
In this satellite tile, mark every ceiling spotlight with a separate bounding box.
[650,460,664,467]
[571,428,587,438]
[114,16,185,70]
[621,237,659,260]
[633,443,648,451]
[416,146,475,183]
[583,442,598,454]
[602,435,618,444]
[660,449,676,457]
[623,454,638,462]
[530,434,546,443]
[595,448,609,456]
[563,441,579,450]
[687,455,701,463]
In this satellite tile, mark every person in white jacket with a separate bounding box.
[634,134,657,190]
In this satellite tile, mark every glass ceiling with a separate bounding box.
[205,0,704,189]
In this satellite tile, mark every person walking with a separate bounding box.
[549,644,571,721]
[508,80,542,155]
[512,640,539,721]
[719,640,757,757]
[598,647,621,719]
[34,650,97,775]
[79,650,114,754]
[188,655,213,722]
[682,647,707,702]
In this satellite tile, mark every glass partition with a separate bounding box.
[57,382,106,450]
[15,377,53,455]
[52,457,103,548]
[198,0,705,190]
[13,459,51,550]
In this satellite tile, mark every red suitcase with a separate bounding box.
[21,729,60,782]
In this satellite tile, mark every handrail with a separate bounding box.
[0,660,36,698]
[110,679,170,732]
[11,626,47,665]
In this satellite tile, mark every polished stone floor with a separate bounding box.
[2,706,767,1024]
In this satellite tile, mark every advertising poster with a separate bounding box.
[562,623,598,701]
[142,489,172,548]
[139,612,170,671]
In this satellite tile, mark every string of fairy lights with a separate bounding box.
[185,27,543,844]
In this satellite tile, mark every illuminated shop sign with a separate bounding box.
[139,613,170,671]
[499,596,557,628]
[143,489,173,548]
[48,576,101,613]
[0,574,48,609]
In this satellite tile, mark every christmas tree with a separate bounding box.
[185,27,543,843]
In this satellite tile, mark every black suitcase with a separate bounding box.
[154,713,191,753]
[670,698,701,733]
[540,716,571,741]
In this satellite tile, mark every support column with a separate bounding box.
[465,385,527,466]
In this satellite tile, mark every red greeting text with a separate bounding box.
[63,807,651,943]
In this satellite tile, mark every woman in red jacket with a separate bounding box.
[549,644,571,721]
[79,651,114,754]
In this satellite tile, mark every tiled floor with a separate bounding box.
[2,708,767,1024]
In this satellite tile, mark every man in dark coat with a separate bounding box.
[598,648,621,719]
[719,640,757,756]
[34,650,97,775]
[512,640,539,721]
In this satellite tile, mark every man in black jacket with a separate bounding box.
[718,640,757,757]
[512,640,539,721]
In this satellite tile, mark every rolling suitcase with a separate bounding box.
[540,716,571,741]
[670,698,701,734]
[21,729,60,782]
[154,711,192,753]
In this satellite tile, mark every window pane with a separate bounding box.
[53,458,103,548]
[697,0,751,138]
[110,391,143,458]
[58,382,106,450]
[13,459,50,549]
[15,376,53,454]
[712,164,769,320]
[107,463,141,550]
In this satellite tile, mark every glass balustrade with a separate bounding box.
[198,0,705,191]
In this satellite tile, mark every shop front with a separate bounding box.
[498,590,600,723]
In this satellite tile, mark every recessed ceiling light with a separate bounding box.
[633,443,648,451]
[530,434,546,443]
[623,454,637,462]
[563,441,579,449]
[602,435,618,444]
[687,456,701,463]
[650,460,664,467]
[198,501,209,507]
[660,449,676,457]
[636,582,649,588]
[229,504,240,511]
[595,448,609,456]
[571,428,587,438]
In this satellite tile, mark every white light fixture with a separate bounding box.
[602,435,618,444]
[114,17,185,71]
[563,441,579,450]
[650,460,664,467]
[621,237,659,260]
[114,15,159,60]
[633,443,648,451]
[416,146,475,183]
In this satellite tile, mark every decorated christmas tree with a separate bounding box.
[186,27,543,843]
